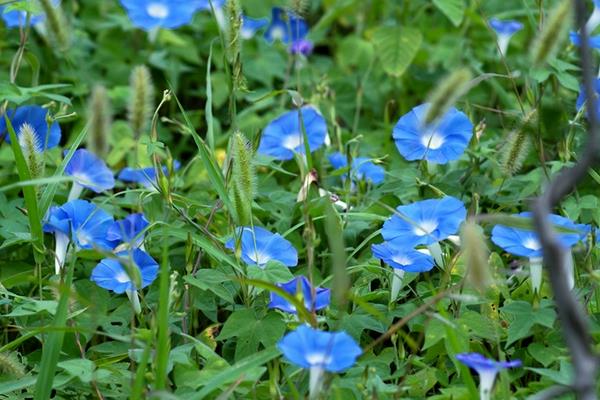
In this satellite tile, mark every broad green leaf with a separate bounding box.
[501,300,556,347]
[189,347,280,400]
[247,261,294,284]
[57,359,95,383]
[433,0,465,26]
[372,26,422,77]
[184,269,238,303]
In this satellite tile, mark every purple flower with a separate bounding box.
[456,353,521,400]
[269,276,330,314]
[289,39,314,55]
[264,7,308,44]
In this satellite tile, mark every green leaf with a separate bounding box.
[501,300,556,347]
[372,26,422,77]
[184,269,237,303]
[189,347,280,400]
[433,0,465,26]
[247,261,294,284]
[57,359,95,383]
[0,376,37,395]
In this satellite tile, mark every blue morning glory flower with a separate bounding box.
[48,200,116,251]
[107,213,150,249]
[569,31,600,48]
[225,226,298,268]
[456,353,521,400]
[576,78,600,119]
[392,104,473,164]
[382,197,467,247]
[371,242,434,272]
[258,106,328,161]
[491,212,588,293]
[44,200,115,274]
[289,39,314,55]
[264,7,308,44]
[65,149,115,199]
[269,276,330,314]
[491,212,587,258]
[489,18,523,55]
[241,15,268,39]
[489,18,523,36]
[91,249,159,294]
[118,161,180,188]
[1,6,42,28]
[1,0,60,28]
[328,152,385,185]
[0,105,61,150]
[119,0,198,31]
[278,325,361,373]
[191,0,225,11]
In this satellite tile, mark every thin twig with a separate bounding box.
[531,1,600,399]
[361,289,450,354]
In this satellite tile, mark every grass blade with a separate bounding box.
[4,116,44,263]
[33,257,76,400]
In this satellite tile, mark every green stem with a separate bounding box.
[154,244,171,390]
[33,255,76,400]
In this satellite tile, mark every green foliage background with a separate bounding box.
[1,0,599,398]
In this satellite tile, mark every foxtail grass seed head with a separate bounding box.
[18,123,43,180]
[500,130,530,176]
[460,221,491,292]
[225,0,245,92]
[87,85,112,158]
[424,67,473,126]
[38,0,69,51]
[290,0,310,17]
[530,0,571,66]
[128,65,154,138]
[225,0,242,64]
[500,110,535,176]
[0,352,26,378]
[230,131,256,225]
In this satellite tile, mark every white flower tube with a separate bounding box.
[67,182,84,201]
[478,370,498,400]
[390,269,405,303]
[587,7,600,34]
[309,366,325,399]
[529,257,543,294]
[54,232,70,275]
[428,242,444,268]
[126,289,141,314]
[565,249,575,290]
[497,35,511,56]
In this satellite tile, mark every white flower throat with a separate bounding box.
[147,3,169,19]
[414,220,438,236]
[523,237,541,251]
[306,352,332,366]
[420,130,444,150]
[391,254,412,266]
[283,133,304,151]
[248,250,271,265]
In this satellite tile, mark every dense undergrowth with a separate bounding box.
[1,0,600,399]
